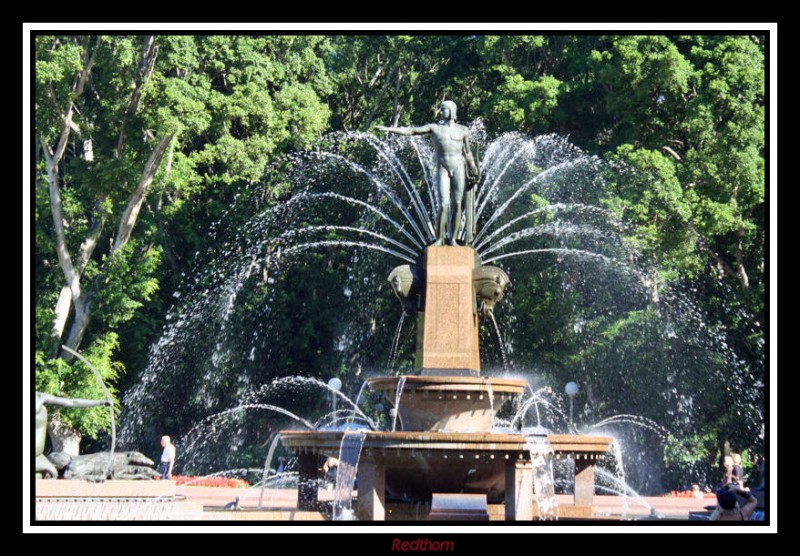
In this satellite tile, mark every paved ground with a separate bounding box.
[586,493,714,520]
[173,485,716,520]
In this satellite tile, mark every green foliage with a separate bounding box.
[662,432,719,490]
[32,34,765,488]
[91,242,161,329]
[35,333,122,439]
[487,73,561,131]
[606,145,699,275]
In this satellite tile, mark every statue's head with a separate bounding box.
[439,100,457,122]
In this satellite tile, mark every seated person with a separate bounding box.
[709,483,758,521]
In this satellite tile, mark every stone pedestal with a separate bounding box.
[356,455,386,521]
[504,459,533,521]
[574,457,595,513]
[416,246,480,375]
[429,493,489,520]
[297,454,319,511]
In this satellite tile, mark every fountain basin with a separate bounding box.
[281,430,612,503]
[367,376,527,432]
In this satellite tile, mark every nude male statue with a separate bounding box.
[377,100,480,246]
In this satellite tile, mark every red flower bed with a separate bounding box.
[665,490,716,498]
[165,475,250,488]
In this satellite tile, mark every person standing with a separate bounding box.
[160,435,176,480]
[732,453,746,486]
[722,455,735,486]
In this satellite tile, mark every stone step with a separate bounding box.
[428,493,489,521]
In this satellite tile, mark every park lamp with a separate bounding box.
[565,381,579,431]
[328,377,343,415]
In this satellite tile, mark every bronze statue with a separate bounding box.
[388,263,423,316]
[377,100,480,246]
[47,450,161,481]
[473,266,511,316]
[35,392,111,478]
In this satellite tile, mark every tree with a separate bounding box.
[36,35,177,452]
[35,34,336,454]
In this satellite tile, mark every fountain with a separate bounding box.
[109,100,760,522]
[281,242,613,520]
[278,103,613,520]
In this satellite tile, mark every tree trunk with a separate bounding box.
[62,298,91,353]
[40,39,101,359]
[116,36,159,158]
[42,137,90,361]
[735,225,750,289]
[113,133,173,251]
[51,285,72,349]
[48,415,82,456]
[390,67,402,127]
[153,140,181,273]
[363,64,397,131]
[51,199,107,352]
[58,134,173,354]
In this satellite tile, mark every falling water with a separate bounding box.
[258,434,283,510]
[589,415,669,440]
[353,379,369,408]
[474,137,533,222]
[312,151,431,245]
[595,466,654,515]
[610,440,630,515]
[524,433,559,520]
[388,313,407,372]
[409,137,437,217]
[316,409,374,430]
[280,225,419,258]
[476,154,601,243]
[473,203,615,253]
[488,312,509,371]
[332,431,367,521]
[282,240,415,264]
[485,378,495,429]
[346,379,371,426]
[482,248,639,274]
[360,133,435,237]
[178,404,314,471]
[295,191,424,250]
[510,387,558,430]
[245,376,377,430]
[392,377,407,432]
[478,223,611,260]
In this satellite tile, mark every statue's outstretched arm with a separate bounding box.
[376,124,433,136]
[37,392,111,408]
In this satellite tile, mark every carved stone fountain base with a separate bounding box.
[280,244,614,520]
[367,375,527,432]
[280,431,612,520]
